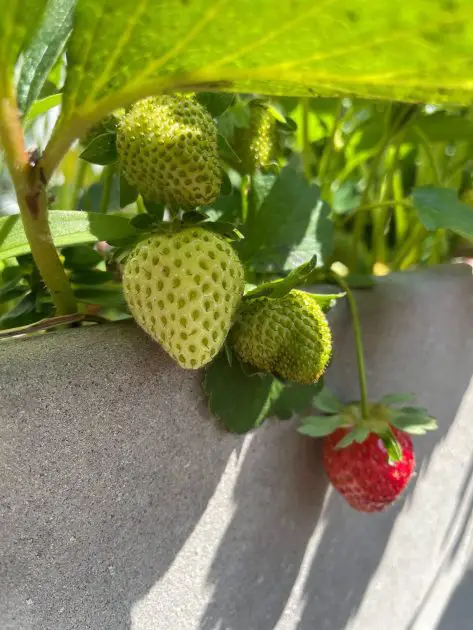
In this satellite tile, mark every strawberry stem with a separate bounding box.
[331,271,369,419]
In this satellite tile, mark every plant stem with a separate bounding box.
[0,313,108,339]
[71,158,88,210]
[99,165,114,213]
[413,125,441,185]
[317,101,344,193]
[391,223,427,269]
[301,97,311,180]
[241,174,250,224]
[372,142,402,266]
[341,197,412,223]
[331,271,369,419]
[0,96,77,315]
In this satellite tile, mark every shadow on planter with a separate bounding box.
[198,265,473,630]
[1,324,241,630]
[2,265,473,630]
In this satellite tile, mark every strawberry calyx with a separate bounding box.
[298,387,437,462]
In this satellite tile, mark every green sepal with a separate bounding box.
[80,132,118,165]
[313,386,344,414]
[380,392,415,406]
[379,429,403,463]
[335,426,370,449]
[298,414,346,438]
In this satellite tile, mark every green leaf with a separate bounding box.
[70,269,115,285]
[0,287,27,304]
[16,0,74,114]
[313,387,344,414]
[130,214,159,230]
[204,351,284,434]
[143,200,165,219]
[380,392,416,406]
[0,292,50,330]
[0,211,139,260]
[240,160,333,271]
[119,174,138,207]
[197,92,235,117]
[332,181,362,215]
[60,0,473,141]
[244,255,319,299]
[412,187,473,240]
[0,0,48,92]
[62,245,103,269]
[298,414,346,437]
[22,93,63,126]
[80,133,118,165]
[270,380,323,420]
[74,284,124,307]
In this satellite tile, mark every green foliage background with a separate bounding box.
[1,0,473,430]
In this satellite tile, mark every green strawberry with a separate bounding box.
[117,95,221,209]
[247,103,276,171]
[235,102,277,172]
[123,227,245,369]
[231,289,332,384]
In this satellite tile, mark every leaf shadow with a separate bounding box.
[199,424,328,630]
[0,322,238,630]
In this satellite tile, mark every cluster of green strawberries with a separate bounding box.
[116,95,433,513]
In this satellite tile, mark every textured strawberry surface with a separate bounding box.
[117,95,221,209]
[323,427,415,512]
[231,289,332,384]
[123,228,244,369]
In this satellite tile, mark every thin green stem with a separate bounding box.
[0,313,108,339]
[372,142,402,266]
[317,100,344,194]
[412,125,441,186]
[331,271,369,419]
[71,158,88,210]
[0,96,76,315]
[241,174,250,224]
[301,97,311,180]
[391,223,427,269]
[99,165,114,214]
[350,147,384,268]
[349,105,417,270]
[341,198,412,224]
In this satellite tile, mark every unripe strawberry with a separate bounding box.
[247,103,276,171]
[117,95,221,209]
[235,102,277,172]
[231,289,332,384]
[123,228,244,369]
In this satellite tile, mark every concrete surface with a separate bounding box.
[1,264,473,630]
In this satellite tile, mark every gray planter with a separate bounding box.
[1,265,473,630]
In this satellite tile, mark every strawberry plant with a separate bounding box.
[2,0,473,511]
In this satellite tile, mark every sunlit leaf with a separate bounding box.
[0,211,138,260]
[16,0,75,114]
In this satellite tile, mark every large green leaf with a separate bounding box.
[0,0,48,93]
[239,160,333,271]
[412,186,473,240]
[16,0,75,114]
[204,351,283,434]
[62,0,473,128]
[0,211,138,260]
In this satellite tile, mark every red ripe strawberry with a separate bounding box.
[323,427,415,513]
